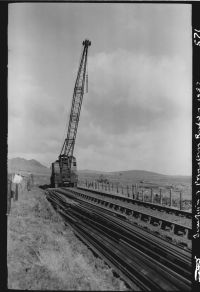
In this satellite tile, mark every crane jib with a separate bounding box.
[50,39,91,188]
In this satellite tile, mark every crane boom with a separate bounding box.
[50,39,91,188]
[60,39,91,159]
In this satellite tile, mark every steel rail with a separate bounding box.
[48,188,191,258]
[67,201,191,276]
[46,189,191,290]
[65,204,191,281]
[71,188,191,229]
[56,187,192,249]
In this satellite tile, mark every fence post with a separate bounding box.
[180,191,182,210]
[141,189,144,201]
[127,185,129,197]
[151,189,153,203]
[117,184,119,193]
[121,186,123,195]
[160,189,162,205]
[14,184,18,201]
[7,181,12,214]
[133,185,136,199]
[31,174,34,187]
[169,189,172,207]
[135,184,137,199]
[27,178,31,191]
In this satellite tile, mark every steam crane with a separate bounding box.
[50,39,91,187]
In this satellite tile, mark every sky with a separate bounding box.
[8,3,192,175]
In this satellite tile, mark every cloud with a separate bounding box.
[73,48,191,174]
[8,4,191,174]
[8,71,68,160]
[81,49,191,135]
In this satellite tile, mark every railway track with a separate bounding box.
[45,188,191,291]
[59,187,192,249]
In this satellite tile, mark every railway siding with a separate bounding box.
[46,188,192,291]
[58,187,192,249]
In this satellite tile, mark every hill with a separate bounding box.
[78,169,191,186]
[109,170,191,184]
[8,157,51,175]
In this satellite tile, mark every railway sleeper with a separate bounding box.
[126,213,191,247]
[54,189,191,247]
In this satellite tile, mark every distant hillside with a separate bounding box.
[8,157,51,175]
[109,170,191,182]
[78,169,105,175]
[78,169,191,185]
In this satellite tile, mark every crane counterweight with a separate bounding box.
[50,39,91,188]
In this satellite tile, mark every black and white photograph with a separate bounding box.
[7,2,193,290]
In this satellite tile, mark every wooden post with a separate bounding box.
[160,189,162,205]
[127,185,129,197]
[15,184,18,201]
[169,189,172,207]
[137,191,139,200]
[151,189,153,203]
[117,184,119,193]
[141,189,144,201]
[121,186,123,195]
[31,174,34,187]
[180,191,182,210]
[134,184,137,199]
[7,181,12,214]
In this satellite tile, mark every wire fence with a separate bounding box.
[77,180,191,211]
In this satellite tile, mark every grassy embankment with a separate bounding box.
[7,186,128,290]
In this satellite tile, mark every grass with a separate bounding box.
[7,187,128,290]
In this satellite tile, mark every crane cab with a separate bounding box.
[50,155,78,188]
